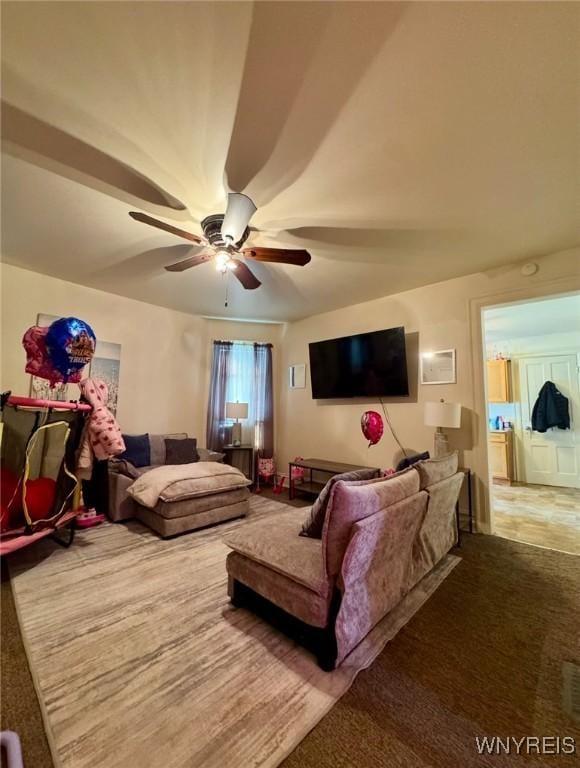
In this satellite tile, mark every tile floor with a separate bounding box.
[492,482,580,555]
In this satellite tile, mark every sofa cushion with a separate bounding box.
[416,452,458,489]
[149,433,187,466]
[197,448,225,462]
[323,467,420,577]
[119,434,150,467]
[111,460,162,479]
[165,437,199,465]
[127,462,250,508]
[153,487,249,519]
[227,552,331,628]
[224,509,328,596]
[300,467,381,539]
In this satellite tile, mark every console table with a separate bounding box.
[288,457,380,500]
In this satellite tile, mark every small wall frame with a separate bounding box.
[288,364,306,389]
[420,349,456,385]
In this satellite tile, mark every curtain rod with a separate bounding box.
[213,339,273,348]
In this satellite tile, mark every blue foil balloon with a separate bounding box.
[45,317,96,381]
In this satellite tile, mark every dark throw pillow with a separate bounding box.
[118,434,151,468]
[395,451,430,472]
[300,467,381,539]
[164,437,199,465]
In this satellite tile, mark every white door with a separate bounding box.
[519,354,580,488]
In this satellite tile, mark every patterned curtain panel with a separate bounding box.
[253,343,274,458]
[206,341,232,451]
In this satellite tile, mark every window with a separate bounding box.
[206,341,274,456]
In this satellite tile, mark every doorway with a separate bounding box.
[482,293,580,555]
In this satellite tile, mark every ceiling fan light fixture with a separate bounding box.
[215,250,231,273]
[221,192,257,244]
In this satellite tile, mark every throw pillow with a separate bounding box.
[118,434,150,468]
[396,451,430,472]
[300,467,381,539]
[164,437,199,465]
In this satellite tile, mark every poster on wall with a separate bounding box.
[89,340,121,415]
[30,314,121,414]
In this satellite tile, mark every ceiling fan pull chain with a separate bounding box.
[224,272,229,308]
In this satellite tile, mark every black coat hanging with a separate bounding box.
[531,381,570,433]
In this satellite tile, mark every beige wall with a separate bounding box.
[0,264,282,444]
[277,247,580,530]
[3,248,579,531]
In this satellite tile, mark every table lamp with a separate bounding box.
[424,399,461,457]
[226,401,248,446]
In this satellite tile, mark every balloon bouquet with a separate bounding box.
[0,318,96,534]
[22,317,96,387]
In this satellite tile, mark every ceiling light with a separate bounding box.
[215,250,230,273]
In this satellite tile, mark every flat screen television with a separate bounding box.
[309,326,409,399]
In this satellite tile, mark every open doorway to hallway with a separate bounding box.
[482,293,580,555]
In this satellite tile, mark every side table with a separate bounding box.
[222,445,255,484]
[455,467,474,547]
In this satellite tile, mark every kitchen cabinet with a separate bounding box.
[487,359,512,403]
[489,430,514,484]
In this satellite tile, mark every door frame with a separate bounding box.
[469,281,580,535]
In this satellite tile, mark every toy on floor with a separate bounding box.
[254,456,275,494]
[76,507,105,528]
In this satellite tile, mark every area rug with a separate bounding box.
[9,495,460,768]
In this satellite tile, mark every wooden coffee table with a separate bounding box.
[288,457,380,500]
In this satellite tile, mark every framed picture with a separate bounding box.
[288,364,306,389]
[420,349,456,385]
[89,340,121,415]
[29,314,121,413]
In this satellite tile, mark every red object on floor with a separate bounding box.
[76,513,105,529]
[273,475,286,495]
[24,477,57,521]
[0,509,79,556]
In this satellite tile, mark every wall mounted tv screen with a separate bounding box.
[309,327,409,399]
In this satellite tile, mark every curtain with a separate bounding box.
[254,343,274,458]
[206,340,274,456]
[206,341,232,451]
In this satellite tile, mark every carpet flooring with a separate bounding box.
[4,495,457,768]
[2,495,579,768]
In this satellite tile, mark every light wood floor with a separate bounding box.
[492,482,580,555]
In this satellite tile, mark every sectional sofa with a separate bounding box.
[224,453,463,669]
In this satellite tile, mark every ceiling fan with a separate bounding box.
[129,193,311,290]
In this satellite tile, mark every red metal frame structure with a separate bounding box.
[1,395,91,555]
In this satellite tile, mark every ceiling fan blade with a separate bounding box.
[164,250,213,272]
[129,211,205,245]
[230,259,261,289]
[242,247,311,266]
[221,193,257,244]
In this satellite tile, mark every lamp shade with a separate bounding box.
[226,401,248,420]
[221,193,257,244]
[424,401,461,429]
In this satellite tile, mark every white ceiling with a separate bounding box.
[484,294,580,343]
[1,2,578,322]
